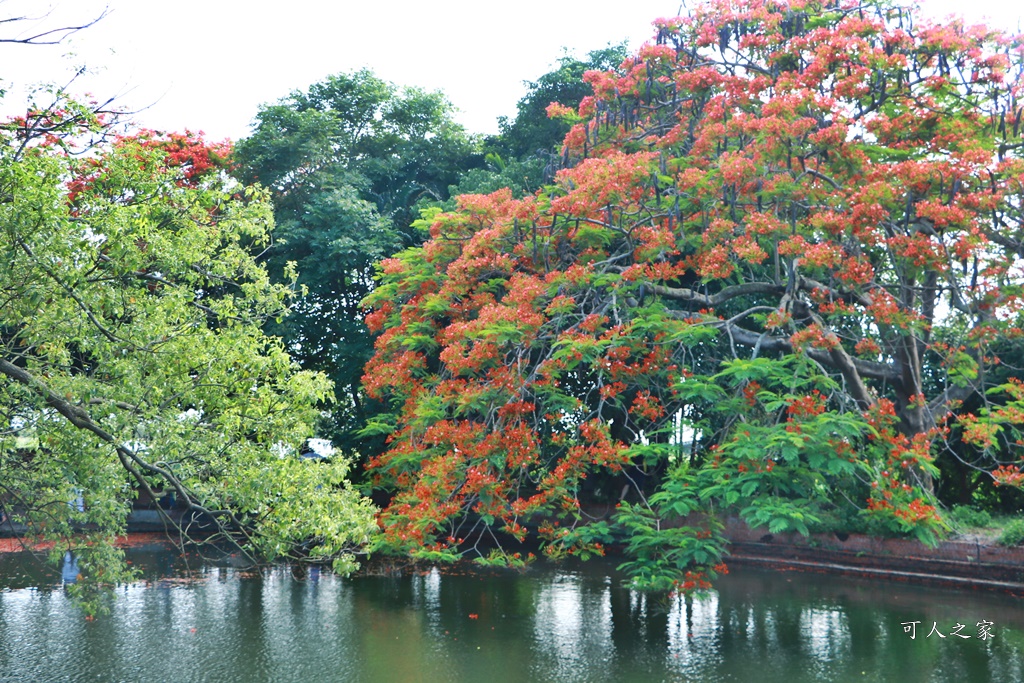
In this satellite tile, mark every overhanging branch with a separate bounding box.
[0,356,256,559]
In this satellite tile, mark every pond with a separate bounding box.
[1,543,1022,683]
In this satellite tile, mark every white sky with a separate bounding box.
[0,0,1021,142]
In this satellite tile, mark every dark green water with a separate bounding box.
[1,545,1022,682]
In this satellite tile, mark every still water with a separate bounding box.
[1,543,1022,683]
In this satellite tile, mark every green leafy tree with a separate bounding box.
[234,70,478,452]
[0,93,377,612]
[441,154,548,204]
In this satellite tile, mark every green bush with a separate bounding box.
[997,519,1024,547]
[949,505,993,530]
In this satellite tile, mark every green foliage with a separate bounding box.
[543,520,616,561]
[236,70,477,230]
[443,155,548,204]
[234,70,480,453]
[805,506,869,535]
[614,476,726,592]
[472,548,535,568]
[949,505,993,530]
[997,518,1024,547]
[0,91,378,609]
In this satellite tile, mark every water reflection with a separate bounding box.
[0,548,1022,683]
[60,551,79,584]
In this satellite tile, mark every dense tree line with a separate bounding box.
[4,0,1024,602]
[233,52,627,461]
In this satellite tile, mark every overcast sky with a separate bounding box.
[1,0,1021,142]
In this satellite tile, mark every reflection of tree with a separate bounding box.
[609,585,669,666]
[234,576,270,675]
[354,580,432,683]
[4,561,1024,680]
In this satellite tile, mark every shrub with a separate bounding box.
[997,519,1024,547]
[949,506,993,530]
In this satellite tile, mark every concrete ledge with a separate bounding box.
[727,553,1024,595]
[720,516,1024,593]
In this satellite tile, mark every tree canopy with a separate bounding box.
[363,0,1024,589]
[233,71,479,452]
[0,94,377,609]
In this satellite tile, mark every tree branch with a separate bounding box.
[651,281,783,307]
[0,7,108,45]
[808,311,876,408]
[663,313,901,383]
[0,356,256,560]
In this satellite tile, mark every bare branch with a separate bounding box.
[0,6,108,45]
[807,311,875,409]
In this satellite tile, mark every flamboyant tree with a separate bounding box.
[0,94,377,610]
[363,0,1024,588]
